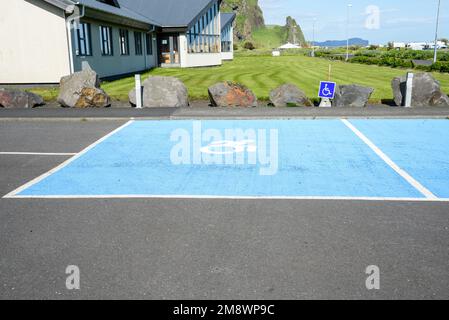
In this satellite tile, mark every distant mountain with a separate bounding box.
[221,0,265,41]
[252,17,307,49]
[314,38,369,47]
[285,16,306,47]
[221,1,307,49]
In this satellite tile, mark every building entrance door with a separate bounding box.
[158,35,179,65]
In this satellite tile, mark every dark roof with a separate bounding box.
[42,0,160,25]
[43,0,219,28]
[77,0,161,25]
[220,12,235,30]
[119,0,216,27]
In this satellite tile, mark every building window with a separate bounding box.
[134,32,143,55]
[75,23,92,56]
[100,26,113,56]
[145,34,153,55]
[119,29,129,55]
[186,1,220,54]
[221,24,232,52]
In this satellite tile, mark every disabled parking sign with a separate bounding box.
[318,81,337,99]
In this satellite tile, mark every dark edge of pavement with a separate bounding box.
[0,106,449,120]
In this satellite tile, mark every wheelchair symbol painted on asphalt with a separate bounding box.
[200,140,257,155]
[318,81,337,99]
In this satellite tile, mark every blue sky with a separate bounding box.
[259,0,448,44]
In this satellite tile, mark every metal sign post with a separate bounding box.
[319,64,335,107]
[135,74,142,109]
[405,72,414,108]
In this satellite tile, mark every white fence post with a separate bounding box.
[135,74,142,109]
[405,72,414,108]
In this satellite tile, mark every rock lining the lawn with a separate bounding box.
[392,72,449,107]
[0,88,44,108]
[269,83,313,107]
[332,84,374,108]
[208,81,258,107]
[57,68,111,108]
[129,76,189,108]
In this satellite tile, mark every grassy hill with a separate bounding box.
[252,17,307,49]
[221,0,265,41]
[221,1,306,49]
[252,25,287,49]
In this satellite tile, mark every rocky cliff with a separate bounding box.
[221,0,265,41]
[284,16,306,46]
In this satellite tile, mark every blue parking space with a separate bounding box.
[351,119,449,198]
[9,119,431,199]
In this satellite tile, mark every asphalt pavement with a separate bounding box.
[0,118,448,300]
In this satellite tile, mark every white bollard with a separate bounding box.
[404,72,414,108]
[319,98,332,108]
[135,74,142,109]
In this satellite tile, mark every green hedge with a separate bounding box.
[347,49,449,72]
[431,62,449,72]
[350,56,413,69]
[411,62,449,73]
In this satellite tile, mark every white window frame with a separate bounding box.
[75,22,92,56]
[119,29,129,55]
[100,26,113,56]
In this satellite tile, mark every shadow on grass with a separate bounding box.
[381,99,398,107]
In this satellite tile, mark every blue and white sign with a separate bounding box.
[318,81,337,99]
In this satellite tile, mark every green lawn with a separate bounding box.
[32,55,449,103]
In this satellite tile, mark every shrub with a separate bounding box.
[243,42,255,50]
[350,56,381,65]
[430,62,449,73]
[355,50,382,57]
[438,52,449,61]
[349,45,361,51]
[312,47,448,73]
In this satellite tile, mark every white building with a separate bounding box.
[0,0,236,84]
[428,41,448,50]
[393,42,406,49]
[278,42,301,50]
[407,42,428,51]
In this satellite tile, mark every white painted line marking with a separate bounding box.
[341,119,438,200]
[2,120,134,199]
[0,152,77,156]
[4,194,448,202]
